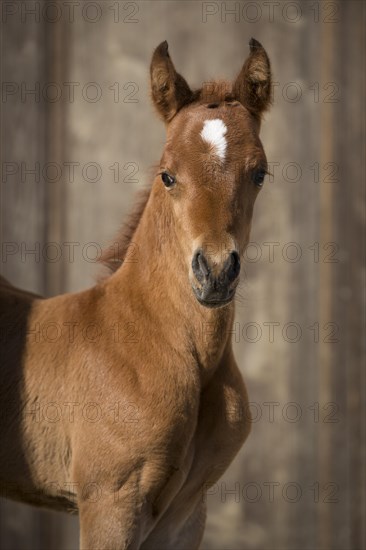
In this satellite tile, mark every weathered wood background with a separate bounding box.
[1,1,365,549]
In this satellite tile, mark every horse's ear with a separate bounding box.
[150,41,193,123]
[233,38,272,119]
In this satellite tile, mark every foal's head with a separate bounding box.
[150,39,272,309]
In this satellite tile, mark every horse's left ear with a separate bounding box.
[233,38,272,119]
[150,41,193,123]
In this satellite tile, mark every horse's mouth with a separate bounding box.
[192,286,236,309]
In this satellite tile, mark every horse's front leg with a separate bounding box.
[76,455,189,550]
[140,346,250,550]
[78,477,147,550]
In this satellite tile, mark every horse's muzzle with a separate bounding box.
[191,249,240,308]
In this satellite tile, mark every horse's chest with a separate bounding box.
[159,374,248,528]
[187,377,248,486]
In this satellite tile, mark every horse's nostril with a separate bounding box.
[193,249,239,287]
[197,253,210,277]
[231,251,240,269]
[192,251,210,283]
[226,251,240,282]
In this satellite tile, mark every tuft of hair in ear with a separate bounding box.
[150,41,193,123]
[233,38,272,119]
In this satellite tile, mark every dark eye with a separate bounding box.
[253,169,266,188]
[161,172,176,188]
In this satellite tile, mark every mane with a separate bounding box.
[99,186,151,278]
[198,80,235,104]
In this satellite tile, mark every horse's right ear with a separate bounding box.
[150,41,193,123]
[233,38,272,119]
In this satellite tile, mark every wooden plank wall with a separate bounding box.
[0,1,364,549]
[0,2,78,548]
[1,1,49,548]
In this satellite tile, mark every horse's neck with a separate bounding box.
[106,183,234,380]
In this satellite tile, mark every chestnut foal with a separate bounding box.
[0,39,272,549]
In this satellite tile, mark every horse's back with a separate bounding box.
[0,274,41,350]
[0,274,42,301]
[0,275,41,372]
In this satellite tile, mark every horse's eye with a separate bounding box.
[161,172,176,188]
[253,169,266,188]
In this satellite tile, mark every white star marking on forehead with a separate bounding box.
[200,119,227,161]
